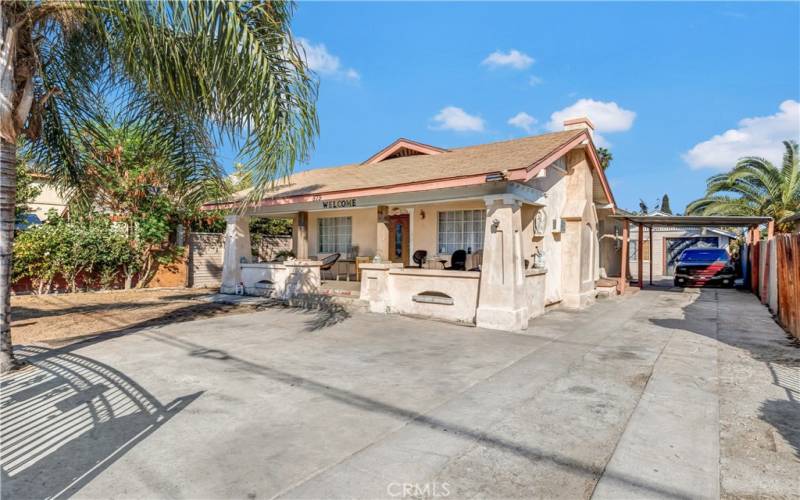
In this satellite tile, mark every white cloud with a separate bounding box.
[297,38,359,81]
[508,112,537,133]
[547,99,636,135]
[431,106,485,132]
[683,100,800,169]
[528,75,544,86]
[482,49,534,70]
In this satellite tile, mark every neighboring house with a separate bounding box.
[28,173,67,221]
[629,210,737,279]
[207,117,619,332]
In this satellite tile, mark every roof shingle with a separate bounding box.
[232,129,583,202]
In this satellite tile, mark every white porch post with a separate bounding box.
[476,195,529,331]
[221,215,252,293]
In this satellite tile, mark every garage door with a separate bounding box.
[189,233,224,288]
[664,237,719,275]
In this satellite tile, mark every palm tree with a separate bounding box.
[0,1,318,372]
[596,147,613,170]
[686,141,799,232]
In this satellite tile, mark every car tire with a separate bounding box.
[673,278,681,287]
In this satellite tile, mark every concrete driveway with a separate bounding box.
[2,288,798,499]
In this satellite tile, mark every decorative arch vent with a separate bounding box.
[412,291,454,305]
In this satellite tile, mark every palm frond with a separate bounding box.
[781,140,799,203]
[88,0,318,204]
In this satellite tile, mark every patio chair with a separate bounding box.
[320,253,341,280]
[445,250,467,271]
[412,250,428,268]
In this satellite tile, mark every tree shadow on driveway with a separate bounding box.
[0,346,201,500]
[649,288,800,460]
[132,328,696,499]
[6,295,694,498]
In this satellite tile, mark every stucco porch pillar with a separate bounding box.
[476,196,528,331]
[376,205,390,261]
[221,214,252,294]
[292,211,309,259]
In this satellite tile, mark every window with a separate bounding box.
[437,210,485,255]
[628,240,651,261]
[318,216,352,253]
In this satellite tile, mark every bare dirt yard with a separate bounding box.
[10,288,260,346]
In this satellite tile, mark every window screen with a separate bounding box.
[437,210,485,254]
[318,216,352,253]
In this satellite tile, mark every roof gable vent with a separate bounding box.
[363,138,448,165]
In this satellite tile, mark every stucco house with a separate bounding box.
[628,210,737,280]
[30,173,67,219]
[207,117,619,331]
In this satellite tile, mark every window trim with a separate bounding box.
[436,209,485,255]
[318,216,352,254]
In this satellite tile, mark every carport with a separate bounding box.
[610,215,773,293]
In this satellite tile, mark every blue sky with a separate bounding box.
[220,2,800,213]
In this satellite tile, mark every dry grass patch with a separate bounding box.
[10,288,261,345]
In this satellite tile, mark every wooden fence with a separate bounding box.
[774,234,800,340]
[188,233,292,288]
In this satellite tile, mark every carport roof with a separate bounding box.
[609,215,772,227]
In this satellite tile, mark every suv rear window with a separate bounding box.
[679,249,729,262]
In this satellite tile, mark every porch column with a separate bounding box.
[476,196,528,331]
[638,222,644,289]
[376,205,390,261]
[221,215,252,294]
[618,219,629,294]
[292,211,309,259]
[648,226,653,286]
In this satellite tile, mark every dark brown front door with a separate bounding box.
[388,214,410,264]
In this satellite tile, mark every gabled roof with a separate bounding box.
[362,138,448,164]
[213,129,616,210]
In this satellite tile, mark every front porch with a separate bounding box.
[219,185,581,331]
[213,125,615,332]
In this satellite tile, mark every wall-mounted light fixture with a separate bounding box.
[419,209,426,220]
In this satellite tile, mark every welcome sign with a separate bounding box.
[321,198,358,209]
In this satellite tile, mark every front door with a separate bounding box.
[388,214,410,265]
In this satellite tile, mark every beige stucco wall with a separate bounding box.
[387,268,481,324]
[240,262,321,298]
[524,270,547,319]
[598,216,622,278]
[527,165,566,305]
[548,149,598,309]
[308,207,378,258]
[241,263,290,296]
[29,180,66,219]
[360,264,481,324]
